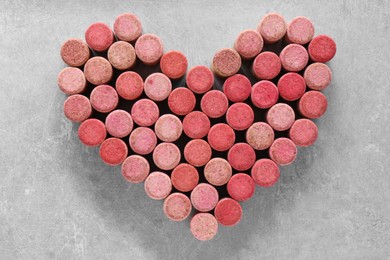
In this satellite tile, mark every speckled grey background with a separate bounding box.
[1,0,390,259]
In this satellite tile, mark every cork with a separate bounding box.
[105,109,133,138]
[279,44,309,72]
[304,62,332,91]
[226,102,254,131]
[223,74,251,102]
[257,13,287,43]
[131,99,159,127]
[227,143,256,171]
[154,114,182,142]
[251,159,280,187]
[90,84,119,113]
[186,66,214,94]
[269,138,297,166]
[182,111,211,139]
[227,173,256,202]
[144,73,172,101]
[308,34,337,63]
[190,213,218,241]
[107,41,136,70]
[252,51,281,80]
[129,127,157,155]
[60,38,90,67]
[85,22,114,52]
[78,118,107,147]
[246,122,275,150]
[207,123,235,152]
[121,155,150,183]
[204,158,232,186]
[286,16,315,45]
[251,80,279,109]
[99,138,128,166]
[57,67,87,95]
[153,142,181,170]
[200,90,229,119]
[84,57,113,85]
[289,119,318,147]
[160,50,188,79]
[184,139,212,167]
[63,94,92,123]
[190,183,219,212]
[171,163,199,192]
[168,87,196,116]
[277,72,306,101]
[234,29,264,59]
[144,171,172,200]
[266,103,295,131]
[214,198,242,227]
[116,71,144,101]
[212,48,242,78]
[298,91,328,119]
[135,34,164,65]
[163,193,192,222]
[113,13,142,42]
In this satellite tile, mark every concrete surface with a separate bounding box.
[1,0,390,259]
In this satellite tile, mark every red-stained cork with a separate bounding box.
[154,114,182,142]
[131,99,159,127]
[107,41,136,70]
[226,102,254,131]
[116,71,144,101]
[171,163,199,192]
[105,110,133,138]
[201,90,229,119]
[60,38,90,67]
[113,13,142,42]
[251,159,280,187]
[121,155,150,183]
[266,103,295,131]
[269,138,297,166]
[135,34,164,65]
[212,48,242,78]
[78,118,107,147]
[144,73,172,101]
[204,158,232,186]
[227,173,255,202]
[190,213,218,241]
[251,80,279,109]
[286,17,315,45]
[144,171,172,200]
[289,119,318,147]
[163,193,192,221]
[279,44,309,72]
[168,87,196,116]
[129,127,157,155]
[90,85,119,113]
[223,74,251,102]
[99,138,128,166]
[227,143,256,171]
[214,198,242,227]
[234,29,264,59]
[84,57,113,85]
[160,51,188,79]
[57,67,87,95]
[277,72,306,101]
[308,35,337,62]
[63,94,92,123]
[304,63,332,91]
[186,66,214,94]
[298,91,328,119]
[153,142,181,170]
[207,123,235,152]
[252,51,282,80]
[190,183,219,212]
[183,111,210,139]
[257,13,287,44]
[184,139,212,167]
[85,22,114,52]
[246,122,275,150]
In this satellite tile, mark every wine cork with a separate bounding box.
[277,72,306,101]
[85,22,114,52]
[144,73,172,101]
[227,173,256,202]
[121,155,150,183]
[214,198,242,227]
[63,94,92,123]
[298,91,328,119]
[60,38,90,67]
[105,110,133,138]
[116,71,144,100]
[190,213,218,241]
[234,29,264,59]
[84,57,113,85]
[160,50,188,79]
[107,41,136,70]
[279,44,309,72]
[154,114,182,142]
[212,48,242,77]
[200,90,229,119]
[286,16,314,45]
[129,127,157,155]
[223,74,251,102]
[190,183,219,212]
[308,34,337,62]
[78,118,107,147]
[186,66,214,94]
[304,62,332,91]
[226,102,254,131]
[182,111,210,139]
[153,142,181,170]
[144,171,172,200]
[113,13,142,42]
[251,80,279,109]
[266,103,295,131]
[246,122,275,150]
[184,139,212,167]
[251,159,280,187]
[163,193,192,222]
[168,87,196,116]
[207,123,235,152]
[204,158,232,186]
[90,84,119,113]
[289,119,318,147]
[99,138,128,166]
[135,34,164,65]
[131,99,159,127]
[269,138,297,166]
[252,51,281,80]
[171,163,199,192]
[257,13,287,43]
[57,67,87,95]
[227,143,256,171]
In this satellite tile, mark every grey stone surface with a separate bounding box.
[1,0,390,259]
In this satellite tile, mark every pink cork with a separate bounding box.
[107,41,136,70]
[63,94,92,123]
[227,173,255,202]
[223,74,251,102]
[212,48,242,78]
[113,13,142,42]
[257,13,287,44]
[135,34,164,65]
[190,213,218,241]
[298,91,328,119]
[99,138,128,166]
[251,159,280,187]
[144,73,172,101]
[183,111,211,139]
[131,99,159,127]
[304,62,332,91]
[279,44,309,72]
[286,16,315,45]
[226,102,254,131]
[269,138,297,166]
[308,35,336,63]
[234,29,264,59]
[214,198,242,227]
[201,90,229,119]
[171,163,199,192]
[154,114,182,142]
[289,119,318,147]
[144,171,172,200]
[246,122,275,150]
[228,143,256,171]
[78,118,107,147]
[266,103,295,131]
[207,123,235,152]
[116,71,144,101]
[57,67,87,95]
[204,158,232,186]
[163,193,192,222]
[186,66,214,94]
[277,72,306,101]
[84,57,113,85]
[252,51,281,80]
[153,142,181,170]
[190,183,219,212]
[85,22,114,52]
[60,38,90,67]
[105,110,133,138]
[90,85,119,113]
[251,80,279,109]
[121,155,150,183]
[160,50,188,79]
[168,87,196,116]
[184,139,212,167]
[129,127,157,155]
